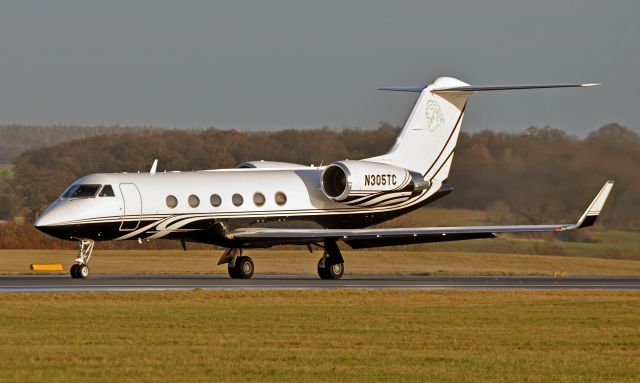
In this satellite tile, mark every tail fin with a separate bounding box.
[366,77,471,182]
[366,77,598,182]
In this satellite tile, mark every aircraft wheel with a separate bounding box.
[318,259,344,280]
[317,259,329,279]
[237,256,254,279]
[78,264,90,279]
[70,263,89,279]
[329,263,344,279]
[70,264,79,278]
[228,256,254,279]
[227,263,239,279]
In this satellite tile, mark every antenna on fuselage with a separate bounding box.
[150,159,158,175]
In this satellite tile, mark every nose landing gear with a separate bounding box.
[70,239,94,279]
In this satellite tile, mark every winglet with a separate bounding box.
[568,180,614,229]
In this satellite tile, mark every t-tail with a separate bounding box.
[366,77,599,182]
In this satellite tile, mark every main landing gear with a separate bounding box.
[317,241,344,280]
[218,248,254,279]
[217,242,344,280]
[70,239,93,279]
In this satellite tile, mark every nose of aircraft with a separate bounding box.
[34,203,74,239]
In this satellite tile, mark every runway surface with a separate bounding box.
[1,274,640,292]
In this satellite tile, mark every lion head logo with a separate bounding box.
[425,100,444,132]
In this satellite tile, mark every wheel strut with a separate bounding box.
[71,239,94,279]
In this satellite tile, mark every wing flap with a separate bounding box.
[344,233,496,249]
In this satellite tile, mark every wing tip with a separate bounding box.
[574,180,615,229]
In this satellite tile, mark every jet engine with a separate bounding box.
[320,160,430,205]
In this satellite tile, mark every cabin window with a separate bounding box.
[98,185,115,197]
[253,192,265,207]
[275,191,287,206]
[210,194,222,207]
[62,184,101,199]
[166,195,178,209]
[188,195,200,208]
[232,193,244,207]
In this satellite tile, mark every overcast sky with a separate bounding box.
[0,1,637,135]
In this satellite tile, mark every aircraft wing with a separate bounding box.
[226,181,614,249]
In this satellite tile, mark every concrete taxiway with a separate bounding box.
[1,275,639,292]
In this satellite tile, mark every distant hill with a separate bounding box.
[0,125,159,163]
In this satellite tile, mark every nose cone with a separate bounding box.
[35,203,72,227]
[35,204,75,240]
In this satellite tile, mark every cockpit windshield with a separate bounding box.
[61,184,102,199]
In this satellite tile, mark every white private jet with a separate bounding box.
[35,76,613,279]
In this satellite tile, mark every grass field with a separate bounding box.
[0,290,638,382]
[3,248,640,276]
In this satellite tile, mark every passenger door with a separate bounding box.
[119,183,142,231]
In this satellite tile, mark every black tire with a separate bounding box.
[317,259,331,279]
[228,256,254,279]
[227,263,239,278]
[70,264,79,279]
[77,264,89,279]
[236,256,254,279]
[317,259,344,280]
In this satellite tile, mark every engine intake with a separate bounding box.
[322,164,349,199]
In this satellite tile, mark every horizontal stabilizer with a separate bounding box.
[378,86,424,93]
[379,83,600,94]
[433,83,600,94]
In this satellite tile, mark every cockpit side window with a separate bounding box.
[61,185,79,198]
[98,185,115,197]
[62,184,101,199]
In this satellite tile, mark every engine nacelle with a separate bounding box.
[320,160,430,204]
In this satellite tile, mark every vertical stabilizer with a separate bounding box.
[366,77,470,182]
[367,77,597,182]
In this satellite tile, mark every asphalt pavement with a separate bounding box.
[1,274,639,292]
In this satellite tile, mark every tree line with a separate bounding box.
[0,123,638,232]
[0,124,163,163]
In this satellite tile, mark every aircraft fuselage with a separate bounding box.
[35,166,445,247]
